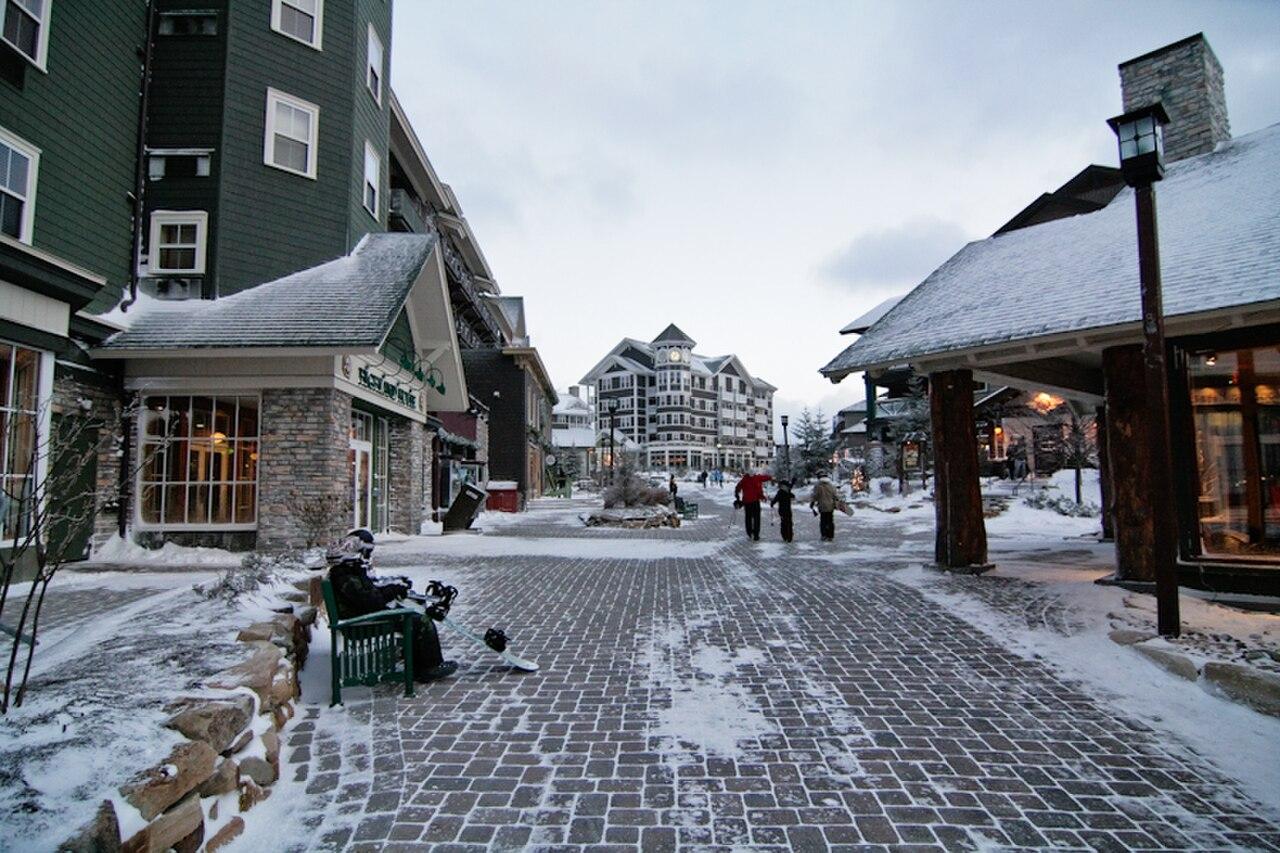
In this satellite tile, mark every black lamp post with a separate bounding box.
[1107,102,1180,638]
[780,414,790,480]
[607,398,618,482]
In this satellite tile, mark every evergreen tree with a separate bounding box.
[793,408,836,482]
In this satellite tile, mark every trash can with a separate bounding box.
[485,481,521,513]
[443,482,488,532]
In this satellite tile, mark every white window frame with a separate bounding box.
[0,125,38,244]
[263,88,319,180]
[148,210,209,275]
[362,141,380,219]
[270,0,322,50]
[1,0,52,71]
[366,23,383,105]
[134,393,261,532]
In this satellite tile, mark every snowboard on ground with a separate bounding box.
[436,614,539,672]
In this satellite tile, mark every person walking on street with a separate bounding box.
[699,470,708,488]
[770,480,795,543]
[669,474,678,502]
[735,469,773,541]
[809,475,839,542]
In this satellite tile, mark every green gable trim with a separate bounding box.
[0,318,69,353]
[0,240,104,310]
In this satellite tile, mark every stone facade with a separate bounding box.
[387,417,427,535]
[256,388,352,551]
[1120,34,1230,164]
[50,367,125,554]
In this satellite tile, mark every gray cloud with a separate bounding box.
[822,218,970,293]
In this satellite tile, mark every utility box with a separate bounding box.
[444,482,489,531]
[484,480,521,513]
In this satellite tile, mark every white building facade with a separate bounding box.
[580,325,776,473]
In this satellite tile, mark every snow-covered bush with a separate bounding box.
[198,552,306,601]
[1023,489,1100,518]
[603,459,671,508]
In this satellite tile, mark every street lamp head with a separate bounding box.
[1107,103,1170,187]
[607,398,618,412]
[780,414,789,428]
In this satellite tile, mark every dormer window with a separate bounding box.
[147,149,213,181]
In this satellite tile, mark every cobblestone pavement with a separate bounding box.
[278,495,1280,852]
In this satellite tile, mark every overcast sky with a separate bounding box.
[390,1,1280,425]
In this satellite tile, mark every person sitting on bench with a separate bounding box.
[326,528,458,682]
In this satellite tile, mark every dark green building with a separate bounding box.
[142,0,391,299]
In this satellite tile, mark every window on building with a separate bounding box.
[2,0,49,68]
[138,396,260,528]
[363,142,380,218]
[271,0,322,49]
[148,150,212,181]
[1188,346,1280,560]
[366,23,383,104]
[264,89,319,178]
[158,11,217,35]
[0,127,38,243]
[0,342,41,540]
[148,211,208,275]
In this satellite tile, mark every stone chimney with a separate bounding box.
[1119,33,1230,163]
[569,385,580,400]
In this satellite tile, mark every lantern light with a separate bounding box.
[1106,103,1170,186]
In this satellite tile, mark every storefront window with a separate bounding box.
[1188,347,1280,559]
[139,395,259,526]
[1,342,41,540]
[350,411,389,533]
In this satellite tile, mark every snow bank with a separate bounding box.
[92,535,241,568]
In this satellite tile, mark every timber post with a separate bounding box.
[929,369,989,569]
[1102,345,1157,581]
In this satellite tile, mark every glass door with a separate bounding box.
[350,412,373,531]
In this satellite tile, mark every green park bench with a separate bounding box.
[681,501,699,520]
[320,577,416,706]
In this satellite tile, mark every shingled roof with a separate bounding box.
[822,122,1280,379]
[99,233,438,353]
[652,323,695,345]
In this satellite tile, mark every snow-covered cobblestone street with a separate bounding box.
[235,490,1280,852]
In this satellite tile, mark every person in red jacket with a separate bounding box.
[734,470,773,541]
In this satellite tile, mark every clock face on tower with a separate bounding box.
[668,350,682,363]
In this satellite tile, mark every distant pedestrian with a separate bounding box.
[809,475,839,541]
[770,480,795,543]
[699,470,708,488]
[735,469,773,541]
[669,475,678,501]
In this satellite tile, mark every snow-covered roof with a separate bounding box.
[839,295,905,335]
[98,234,437,352]
[553,393,591,416]
[822,122,1280,379]
[552,426,596,448]
[652,323,695,345]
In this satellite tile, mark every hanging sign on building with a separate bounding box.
[337,355,427,421]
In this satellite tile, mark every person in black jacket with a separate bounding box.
[770,480,795,543]
[327,529,457,682]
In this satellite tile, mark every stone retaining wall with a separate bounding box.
[61,578,320,852]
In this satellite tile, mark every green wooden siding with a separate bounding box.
[348,0,391,245]
[0,0,147,314]
[214,1,391,298]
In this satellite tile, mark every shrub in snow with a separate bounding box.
[198,552,307,601]
[603,458,671,508]
[1023,489,1100,518]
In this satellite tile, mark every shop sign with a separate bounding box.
[358,366,418,410]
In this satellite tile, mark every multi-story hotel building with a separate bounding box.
[580,325,776,472]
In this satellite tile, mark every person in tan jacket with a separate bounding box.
[808,476,840,541]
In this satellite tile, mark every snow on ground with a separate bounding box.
[0,566,305,849]
[875,546,1280,812]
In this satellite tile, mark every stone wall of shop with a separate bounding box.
[257,387,352,551]
[51,366,125,555]
[387,416,427,534]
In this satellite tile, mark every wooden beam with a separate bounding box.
[1103,345,1156,581]
[929,369,989,569]
[965,357,1104,399]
